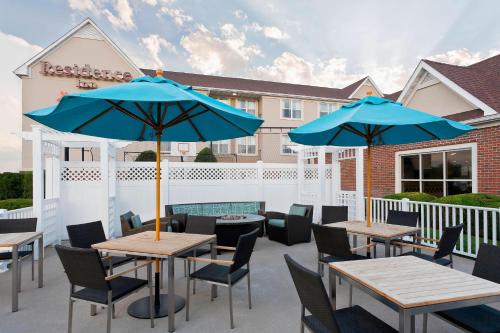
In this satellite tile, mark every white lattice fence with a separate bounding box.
[42,198,59,245]
[61,162,101,181]
[116,165,156,181]
[263,166,297,183]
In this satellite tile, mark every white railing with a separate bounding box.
[0,206,34,219]
[42,198,59,245]
[368,197,500,258]
[338,191,357,220]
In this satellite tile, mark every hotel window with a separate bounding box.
[237,99,257,116]
[400,148,472,197]
[281,134,297,155]
[211,140,230,155]
[237,136,256,155]
[161,142,171,153]
[319,102,340,117]
[281,99,302,119]
[215,97,230,104]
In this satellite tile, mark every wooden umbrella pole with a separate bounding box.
[366,144,372,227]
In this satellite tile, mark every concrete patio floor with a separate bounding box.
[0,237,487,333]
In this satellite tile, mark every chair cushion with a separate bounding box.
[268,219,285,228]
[398,252,451,266]
[320,254,367,264]
[130,215,143,229]
[289,205,307,216]
[435,305,500,333]
[72,276,147,304]
[102,256,134,270]
[190,263,248,285]
[0,250,32,260]
[334,305,397,333]
[177,248,211,259]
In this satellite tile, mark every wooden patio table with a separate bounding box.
[92,231,217,332]
[324,220,420,257]
[329,256,500,333]
[0,231,43,312]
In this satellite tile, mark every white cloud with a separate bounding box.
[142,0,157,6]
[140,34,176,68]
[363,64,408,93]
[234,9,247,20]
[158,7,192,27]
[246,23,289,40]
[425,48,500,66]
[181,24,261,75]
[251,52,363,88]
[0,31,43,172]
[68,0,102,14]
[104,0,135,30]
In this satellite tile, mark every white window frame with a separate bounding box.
[160,142,172,153]
[211,140,231,155]
[395,143,477,195]
[280,98,303,120]
[237,99,257,116]
[280,134,297,155]
[318,101,341,117]
[236,135,257,155]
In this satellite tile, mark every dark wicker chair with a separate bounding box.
[266,204,314,246]
[55,245,153,333]
[321,206,348,225]
[371,210,419,258]
[119,211,169,236]
[284,254,397,333]
[424,244,500,333]
[67,221,135,275]
[178,215,217,292]
[0,218,37,291]
[312,224,374,305]
[395,224,464,267]
[186,229,258,329]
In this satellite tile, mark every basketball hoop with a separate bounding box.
[178,143,189,156]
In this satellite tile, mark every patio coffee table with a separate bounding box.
[0,232,43,312]
[93,231,216,332]
[325,220,420,257]
[329,256,500,333]
[215,214,264,246]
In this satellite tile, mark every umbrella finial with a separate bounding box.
[366,89,373,96]
[155,69,164,77]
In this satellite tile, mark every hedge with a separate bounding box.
[194,147,217,162]
[383,192,436,202]
[0,198,33,210]
[135,150,156,162]
[432,193,500,208]
[0,171,32,200]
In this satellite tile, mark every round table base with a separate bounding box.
[127,294,185,319]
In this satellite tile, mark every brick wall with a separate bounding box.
[339,124,500,196]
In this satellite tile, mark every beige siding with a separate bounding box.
[351,83,382,99]
[407,82,476,117]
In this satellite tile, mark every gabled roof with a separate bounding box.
[383,90,402,101]
[340,76,384,98]
[398,55,499,116]
[14,18,142,77]
[141,69,373,101]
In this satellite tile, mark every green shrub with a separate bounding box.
[0,172,23,200]
[194,147,217,162]
[432,193,500,208]
[21,171,32,199]
[383,192,436,202]
[0,198,33,210]
[135,150,157,162]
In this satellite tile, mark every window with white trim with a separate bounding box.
[281,99,302,119]
[400,148,472,197]
[237,99,257,116]
[161,142,171,152]
[237,136,256,155]
[211,140,230,155]
[281,134,297,155]
[319,102,340,117]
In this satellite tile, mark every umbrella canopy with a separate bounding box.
[289,96,473,226]
[26,75,263,142]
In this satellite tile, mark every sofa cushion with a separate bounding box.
[172,204,203,216]
[268,219,285,228]
[204,203,231,216]
[230,202,260,215]
[130,215,143,229]
[289,205,307,216]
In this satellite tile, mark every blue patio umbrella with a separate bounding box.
[25,70,263,318]
[289,96,473,227]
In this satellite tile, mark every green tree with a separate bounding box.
[0,172,23,200]
[135,150,157,162]
[194,147,217,162]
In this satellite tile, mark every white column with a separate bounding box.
[100,141,110,238]
[256,160,264,201]
[331,149,341,205]
[32,126,44,259]
[53,147,62,244]
[318,146,326,206]
[297,150,304,203]
[355,147,365,221]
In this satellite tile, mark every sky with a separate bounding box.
[0,0,499,171]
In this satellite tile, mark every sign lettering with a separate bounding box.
[40,61,133,82]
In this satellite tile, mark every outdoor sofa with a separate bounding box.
[165,201,266,246]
